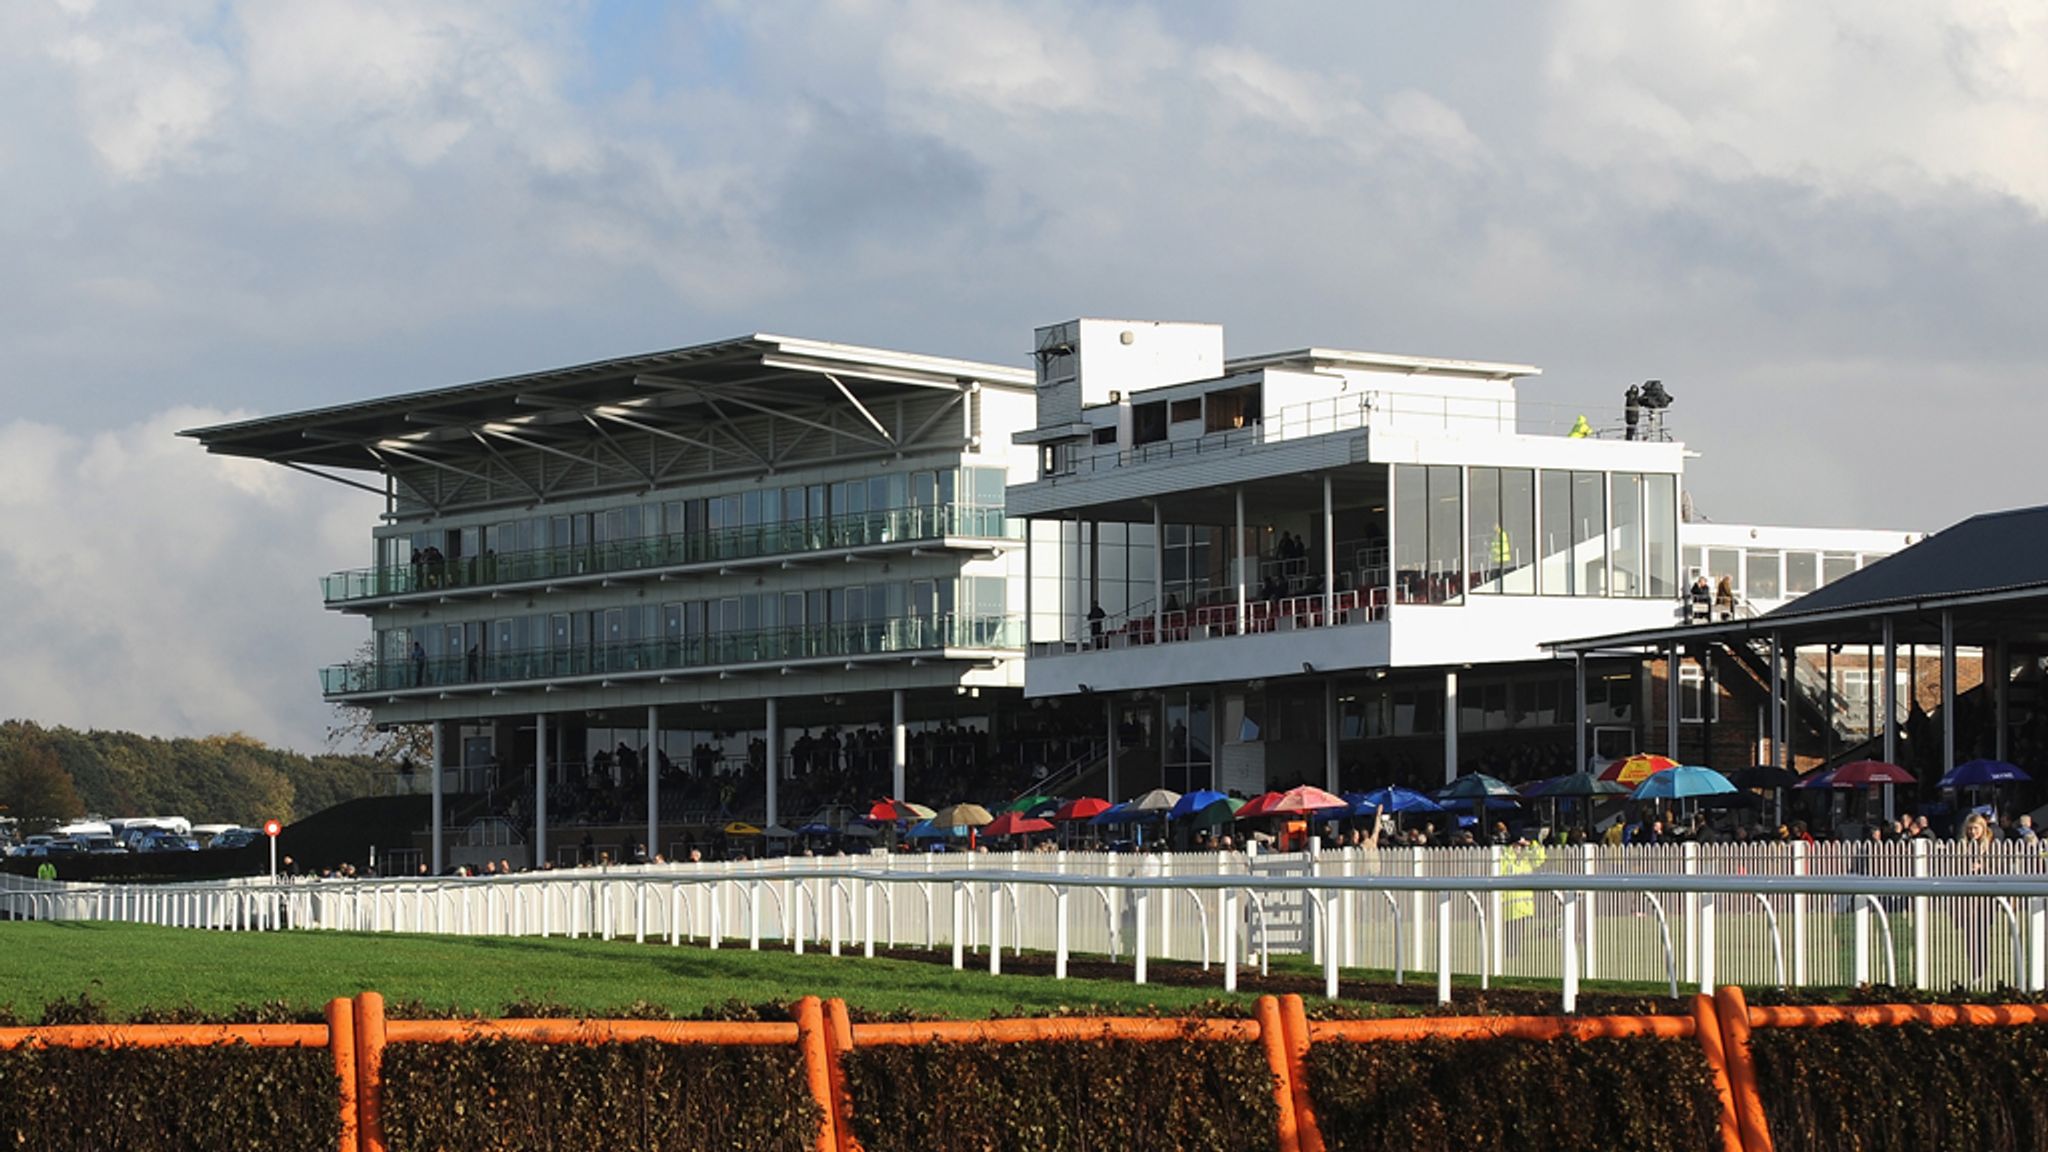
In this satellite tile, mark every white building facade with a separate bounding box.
[1008,319,1914,799]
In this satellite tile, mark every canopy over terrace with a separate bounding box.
[1546,503,2048,787]
[181,333,1034,516]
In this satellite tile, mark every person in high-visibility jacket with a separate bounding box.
[1499,833,1547,962]
[1568,414,1593,438]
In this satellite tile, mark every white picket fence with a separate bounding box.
[9,842,2048,1011]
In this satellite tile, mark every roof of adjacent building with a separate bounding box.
[1549,503,2048,652]
[1768,504,2048,616]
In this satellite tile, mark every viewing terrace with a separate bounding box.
[320,612,1024,700]
[320,502,1019,608]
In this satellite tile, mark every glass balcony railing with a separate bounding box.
[320,613,1024,697]
[322,503,1018,604]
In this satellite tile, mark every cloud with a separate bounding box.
[0,408,373,750]
[5,0,2048,746]
[1542,2,2048,211]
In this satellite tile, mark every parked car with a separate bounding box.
[134,833,201,853]
[206,828,260,850]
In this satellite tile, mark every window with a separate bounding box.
[1679,663,1717,723]
[1395,464,1464,603]
[1469,467,1535,595]
[1822,552,1857,585]
[1169,398,1202,423]
[1746,550,1781,599]
[1785,552,1819,596]
[1092,426,1118,445]
[1609,473,1643,596]
[1643,474,1677,597]
[1132,402,1167,445]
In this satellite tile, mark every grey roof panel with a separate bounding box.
[1766,504,2048,618]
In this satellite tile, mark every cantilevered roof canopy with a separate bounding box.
[1548,504,2048,655]
[181,333,1033,473]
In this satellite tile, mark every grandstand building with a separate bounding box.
[186,319,1938,869]
[185,336,1041,871]
[1007,319,1923,799]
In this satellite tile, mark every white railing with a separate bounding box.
[11,841,2048,1012]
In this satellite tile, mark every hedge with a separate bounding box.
[1751,1022,2048,1152]
[844,1030,1279,1152]
[1304,1036,1722,1152]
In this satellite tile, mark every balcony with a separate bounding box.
[321,503,1017,607]
[320,613,1023,699]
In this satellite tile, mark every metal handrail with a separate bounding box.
[323,502,1018,604]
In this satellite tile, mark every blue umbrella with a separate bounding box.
[1941,759,2032,789]
[906,819,963,839]
[1632,766,1736,801]
[1348,787,1445,815]
[1170,789,1230,820]
[1088,802,1136,826]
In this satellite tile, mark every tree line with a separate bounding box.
[0,720,387,832]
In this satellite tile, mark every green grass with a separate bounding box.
[0,922,1301,1022]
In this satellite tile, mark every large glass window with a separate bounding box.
[1822,552,1857,585]
[1571,472,1606,596]
[1538,471,1573,596]
[1643,473,1677,597]
[1470,467,1535,595]
[1608,473,1643,597]
[1395,464,1464,603]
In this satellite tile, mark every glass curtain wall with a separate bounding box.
[1468,467,1536,595]
[1394,464,1464,604]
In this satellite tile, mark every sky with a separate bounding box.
[3,0,2046,752]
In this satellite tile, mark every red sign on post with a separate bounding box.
[264,819,282,838]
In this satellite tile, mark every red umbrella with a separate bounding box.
[1828,760,1917,787]
[1234,791,1285,819]
[1052,797,1112,822]
[868,798,935,822]
[1266,785,1351,814]
[983,812,1055,838]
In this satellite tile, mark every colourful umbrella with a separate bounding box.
[1053,796,1113,822]
[1536,773,1627,799]
[1631,767,1736,801]
[930,803,995,828]
[1008,794,1060,815]
[1169,789,1230,819]
[1124,788,1182,814]
[982,812,1055,838]
[1826,760,1916,787]
[1940,759,2030,789]
[1436,774,1520,800]
[1234,791,1285,819]
[1265,785,1350,814]
[867,799,934,822]
[1189,796,1247,829]
[1599,754,1681,787]
[1347,787,1444,815]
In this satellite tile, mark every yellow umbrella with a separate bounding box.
[722,821,763,837]
[1600,754,1681,788]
